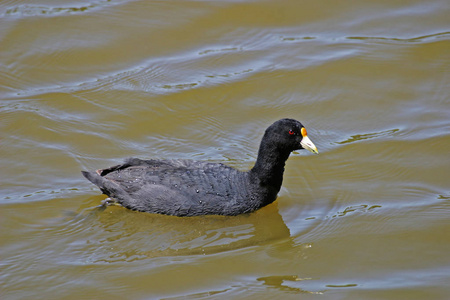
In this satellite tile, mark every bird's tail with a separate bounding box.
[81,171,126,200]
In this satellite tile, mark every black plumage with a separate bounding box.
[82,118,318,216]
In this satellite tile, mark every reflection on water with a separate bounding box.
[83,201,290,262]
[257,275,322,295]
[1,0,449,299]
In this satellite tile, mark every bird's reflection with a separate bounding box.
[81,196,292,261]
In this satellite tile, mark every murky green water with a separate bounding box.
[1,1,449,299]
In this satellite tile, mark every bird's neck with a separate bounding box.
[250,140,291,189]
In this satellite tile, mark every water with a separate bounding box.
[1,0,449,299]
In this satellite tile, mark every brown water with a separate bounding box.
[1,1,449,299]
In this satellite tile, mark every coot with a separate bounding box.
[82,118,318,216]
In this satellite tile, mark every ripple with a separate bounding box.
[257,275,323,294]
[331,204,382,218]
[280,36,316,42]
[160,82,198,90]
[198,47,239,55]
[3,0,120,17]
[205,68,253,79]
[346,31,450,44]
[326,283,358,288]
[336,128,400,145]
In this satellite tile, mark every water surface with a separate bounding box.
[1,0,449,299]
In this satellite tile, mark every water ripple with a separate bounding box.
[336,128,400,145]
[3,0,120,17]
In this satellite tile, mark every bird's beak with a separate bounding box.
[300,134,319,154]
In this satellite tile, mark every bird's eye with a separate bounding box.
[288,130,295,135]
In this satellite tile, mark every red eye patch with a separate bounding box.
[288,130,295,135]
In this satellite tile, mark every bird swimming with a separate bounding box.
[82,118,318,216]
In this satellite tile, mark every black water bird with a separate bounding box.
[82,118,318,216]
